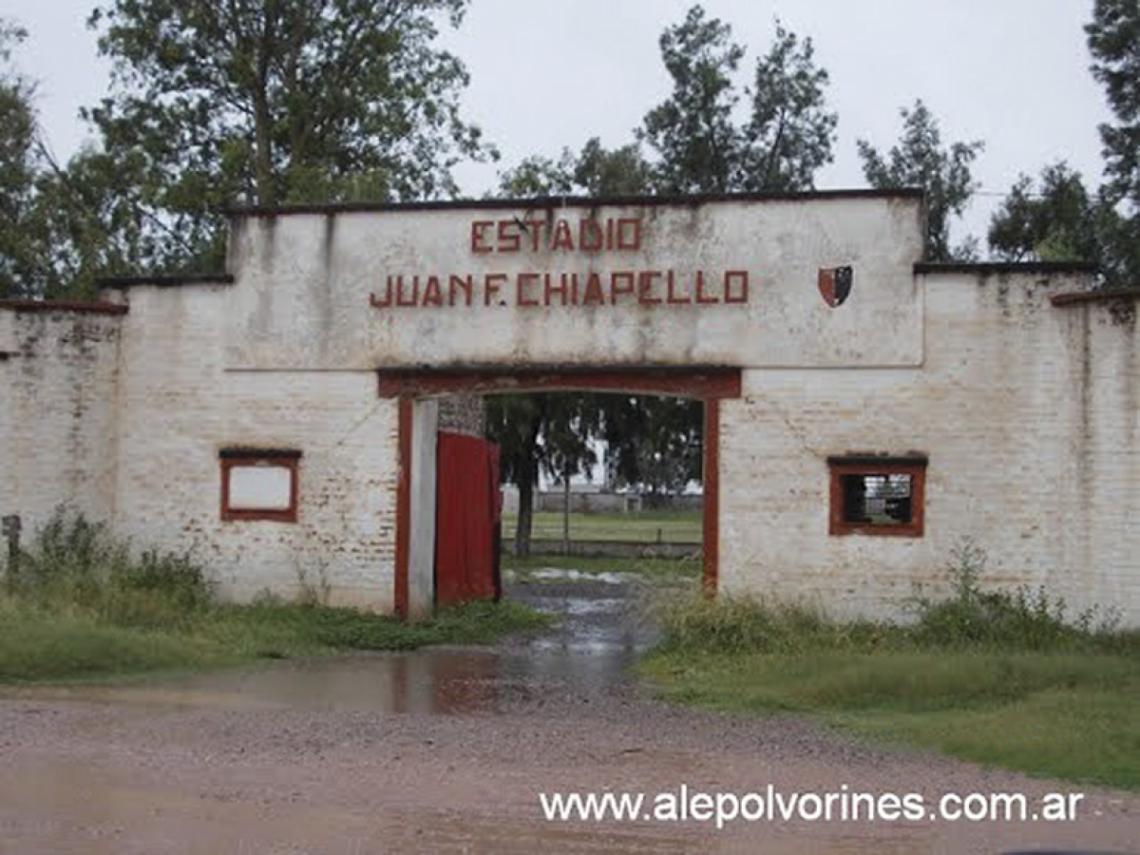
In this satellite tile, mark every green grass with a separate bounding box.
[640,551,1140,790]
[0,603,231,681]
[0,597,551,684]
[641,648,1140,789]
[0,511,550,684]
[501,552,701,580]
[502,510,701,543]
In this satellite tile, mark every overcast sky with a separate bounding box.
[4,0,1113,246]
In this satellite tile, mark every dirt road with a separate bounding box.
[1,573,1136,853]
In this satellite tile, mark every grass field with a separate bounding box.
[501,510,702,543]
[0,513,549,683]
[640,552,1140,790]
[0,597,549,683]
[642,648,1139,789]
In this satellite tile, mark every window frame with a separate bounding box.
[827,455,927,538]
[219,448,302,523]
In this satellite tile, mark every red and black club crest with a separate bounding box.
[818,265,853,307]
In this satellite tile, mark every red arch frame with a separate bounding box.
[378,366,742,617]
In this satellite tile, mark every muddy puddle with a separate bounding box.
[5,567,666,716]
[4,567,1136,855]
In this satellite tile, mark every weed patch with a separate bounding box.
[0,511,550,683]
[642,542,1140,788]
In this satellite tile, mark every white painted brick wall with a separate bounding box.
[0,310,122,535]
[719,273,1140,623]
[223,197,926,370]
[2,196,1136,623]
[103,283,399,609]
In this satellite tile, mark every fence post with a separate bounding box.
[2,514,21,589]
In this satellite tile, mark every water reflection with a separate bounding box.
[6,566,661,716]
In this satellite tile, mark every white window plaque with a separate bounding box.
[229,465,292,510]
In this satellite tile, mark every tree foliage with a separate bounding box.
[485,394,599,556]
[986,3,1139,287]
[490,5,838,539]
[1086,0,1140,287]
[0,18,202,298]
[1086,0,1140,211]
[1094,201,1140,288]
[574,138,655,197]
[79,0,493,273]
[492,143,645,553]
[639,5,743,194]
[857,100,983,262]
[0,20,39,297]
[496,149,576,198]
[492,128,702,542]
[988,162,1100,262]
[496,138,653,199]
[639,6,836,194]
[739,22,837,192]
[599,395,702,498]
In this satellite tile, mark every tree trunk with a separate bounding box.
[511,397,547,558]
[515,468,534,557]
[252,10,277,207]
[253,98,275,206]
[562,464,571,555]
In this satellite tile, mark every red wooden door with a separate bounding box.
[435,432,501,606]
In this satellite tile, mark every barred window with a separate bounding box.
[828,456,926,537]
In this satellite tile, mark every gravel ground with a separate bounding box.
[0,573,1136,854]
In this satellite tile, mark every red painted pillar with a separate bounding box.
[394,397,413,618]
[702,398,719,595]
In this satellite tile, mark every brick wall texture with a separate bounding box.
[1,198,1136,622]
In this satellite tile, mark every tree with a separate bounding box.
[0,18,202,298]
[1094,203,1140,289]
[857,100,984,261]
[739,22,837,192]
[493,136,698,551]
[640,7,836,195]
[492,143,639,555]
[541,397,600,555]
[490,6,838,545]
[485,394,599,557]
[0,20,40,297]
[639,4,743,194]
[496,150,576,197]
[495,138,652,199]
[988,162,1100,262]
[599,395,702,501]
[27,143,194,297]
[0,22,130,298]
[1087,0,1140,212]
[1086,0,1140,287]
[485,396,545,558]
[985,5,1139,287]
[83,0,495,273]
[573,138,654,197]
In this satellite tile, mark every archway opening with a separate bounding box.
[487,390,706,616]
[380,366,740,618]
